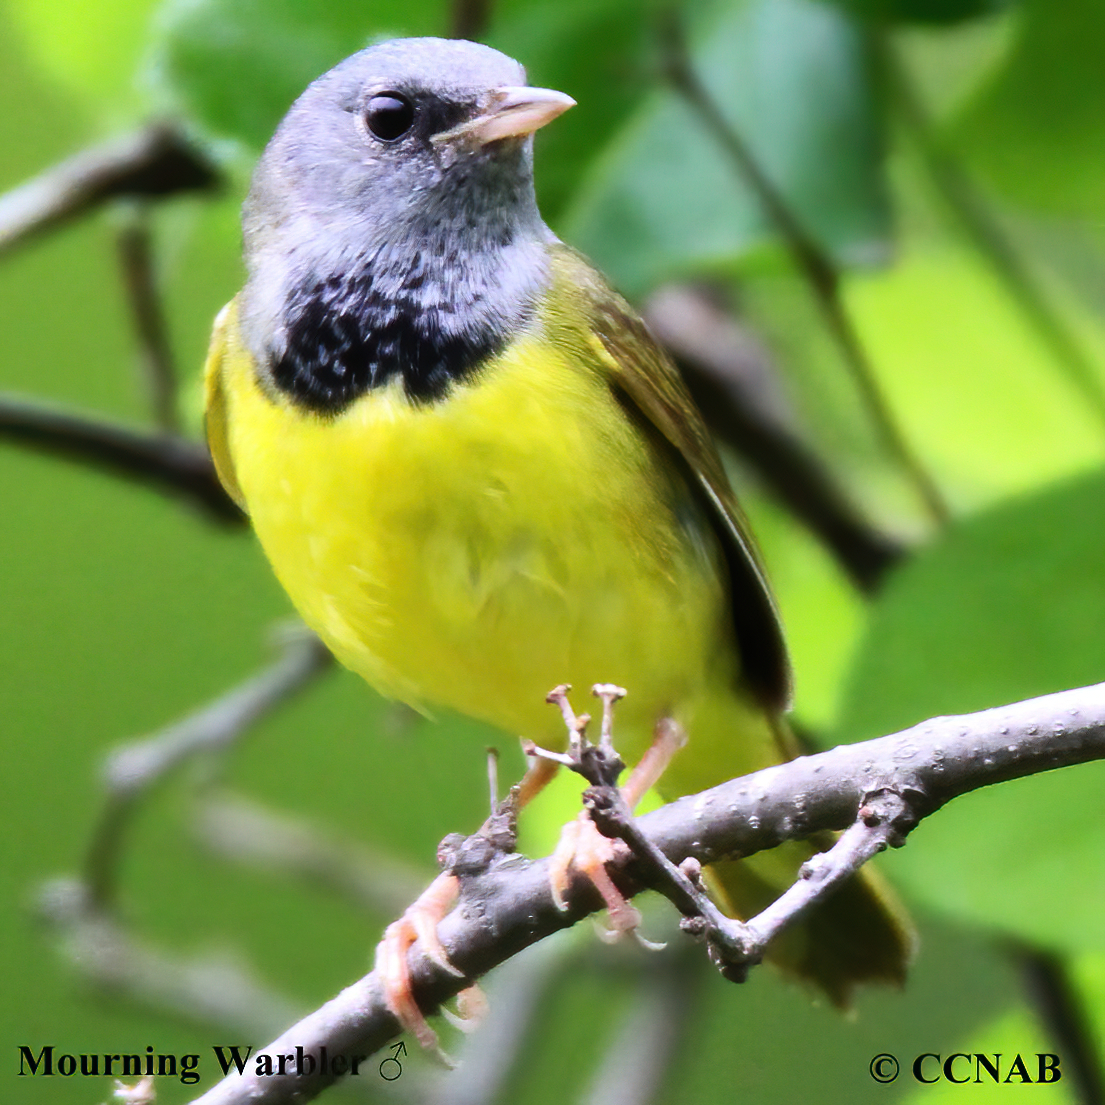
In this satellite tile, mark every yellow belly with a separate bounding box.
[206,299,920,1005]
[212,308,764,765]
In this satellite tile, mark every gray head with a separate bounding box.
[237,37,574,412]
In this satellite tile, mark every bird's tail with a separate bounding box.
[711,707,914,1005]
[705,839,914,1007]
[661,701,915,1006]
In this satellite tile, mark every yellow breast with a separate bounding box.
[206,296,744,761]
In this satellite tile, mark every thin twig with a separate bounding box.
[1013,942,1105,1105]
[645,283,906,592]
[0,122,219,257]
[86,626,332,907]
[736,791,908,954]
[880,36,1105,434]
[425,937,574,1105]
[36,878,304,1040]
[659,15,949,525]
[115,203,181,433]
[562,691,904,980]
[0,392,243,523]
[580,944,701,1105]
[193,793,427,915]
[450,0,494,40]
[187,679,1105,1105]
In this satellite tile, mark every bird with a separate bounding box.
[204,35,912,1049]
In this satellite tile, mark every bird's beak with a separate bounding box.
[433,86,576,150]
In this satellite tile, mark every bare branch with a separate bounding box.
[115,204,181,433]
[0,392,244,524]
[732,790,907,959]
[450,0,494,40]
[1012,942,1105,1105]
[86,626,332,907]
[193,793,426,916]
[579,946,699,1105]
[36,878,303,1040]
[0,123,219,257]
[187,680,1105,1105]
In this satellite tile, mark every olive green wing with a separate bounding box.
[548,245,791,712]
[203,299,249,513]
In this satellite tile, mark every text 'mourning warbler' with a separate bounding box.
[204,36,912,1043]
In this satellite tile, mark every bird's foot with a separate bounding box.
[548,812,641,936]
[530,684,677,945]
[375,871,464,1058]
[375,793,518,1060]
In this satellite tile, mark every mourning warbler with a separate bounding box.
[204,36,912,1013]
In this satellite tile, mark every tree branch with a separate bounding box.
[0,392,244,524]
[188,680,1105,1105]
[86,625,331,907]
[36,878,305,1041]
[579,944,699,1105]
[450,0,494,40]
[115,203,182,433]
[0,122,219,257]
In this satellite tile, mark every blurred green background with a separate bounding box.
[3,0,1105,1101]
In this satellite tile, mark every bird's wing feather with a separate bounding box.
[548,244,791,710]
[203,299,249,512]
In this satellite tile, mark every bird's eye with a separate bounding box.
[365,93,415,141]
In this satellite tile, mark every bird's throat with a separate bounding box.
[259,174,550,415]
[268,261,515,412]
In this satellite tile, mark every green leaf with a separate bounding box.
[951,0,1105,219]
[827,0,1009,27]
[148,0,446,153]
[1074,950,1105,1048]
[842,243,1105,512]
[562,0,891,297]
[834,469,1105,948]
